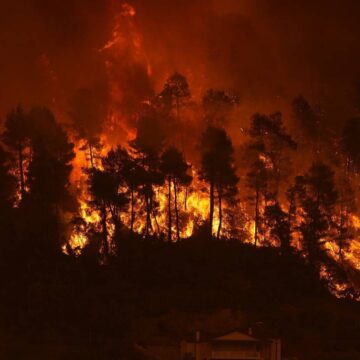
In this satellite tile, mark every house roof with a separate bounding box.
[213,331,259,342]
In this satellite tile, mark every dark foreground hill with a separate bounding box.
[1,238,360,359]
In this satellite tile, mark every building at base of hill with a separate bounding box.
[181,331,281,360]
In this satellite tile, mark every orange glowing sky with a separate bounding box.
[1,0,360,131]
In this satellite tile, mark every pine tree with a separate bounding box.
[2,106,31,201]
[292,95,319,140]
[292,162,337,270]
[16,107,76,256]
[158,72,191,119]
[103,146,141,233]
[129,116,165,237]
[199,126,238,239]
[341,117,360,174]
[244,112,296,245]
[265,202,292,255]
[246,158,269,246]
[160,146,192,241]
[0,145,16,210]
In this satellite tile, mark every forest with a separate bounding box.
[2,1,360,359]
[1,72,360,359]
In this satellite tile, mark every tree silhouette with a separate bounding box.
[334,176,356,262]
[265,201,292,255]
[8,107,76,257]
[88,167,127,260]
[292,162,338,270]
[244,113,296,245]
[292,95,319,141]
[88,169,111,259]
[158,73,191,151]
[330,117,360,261]
[129,116,165,237]
[0,145,16,266]
[3,106,31,201]
[158,72,191,119]
[341,117,360,174]
[246,157,269,246]
[249,112,296,196]
[199,126,238,239]
[103,146,140,233]
[102,148,131,236]
[0,145,16,210]
[160,146,192,241]
[27,107,75,210]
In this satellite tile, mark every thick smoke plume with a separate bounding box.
[1,0,360,132]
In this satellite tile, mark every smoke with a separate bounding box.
[135,0,360,128]
[1,0,360,133]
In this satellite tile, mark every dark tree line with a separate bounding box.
[0,106,75,265]
[0,73,360,292]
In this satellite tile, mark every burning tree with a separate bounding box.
[160,146,192,241]
[264,202,292,256]
[2,107,76,257]
[0,145,16,211]
[102,146,141,234]
[341,117,360,174]
[244,112,296,246]
[246,156,270,246]
[291,162,338,271]
[3,106,31,201]
[159,72,191,120]
[199,126,238,239]
[129,116,165,237]
[87,166,128,260]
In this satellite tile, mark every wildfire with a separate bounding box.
[345,215,360,270]
[99,1,152,76]
[67,146,223,251]
[321,215,360,271]
[100,3,137,52]
[57,2,360,301]
[66,138,107,253]
[120,3,136,18]
[259,153,273,170]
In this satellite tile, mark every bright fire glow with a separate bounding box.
[60,2,360,300]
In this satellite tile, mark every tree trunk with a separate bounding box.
[152,208,161,235]
[209,180,215,238]
[101,203,108,260]
[145,195,152,237]
[254,187,259,246]
[18,144,25,200]
[167,177,172,241]
[130,188,135,233]
[174,180,180,241]
[144,194,152,237]
[339,201,345,262]
[109,205,120,240]
[341,186,350,262]
[217,187,222,240]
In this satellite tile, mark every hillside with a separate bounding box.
[2,239,360,359]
